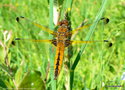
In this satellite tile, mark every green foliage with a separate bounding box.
[18,71,45,90]
[0,0,125,90]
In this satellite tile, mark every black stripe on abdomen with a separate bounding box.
[54,51,60,79]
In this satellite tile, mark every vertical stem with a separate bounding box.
[62,0,73,90]
[49,0,56,89]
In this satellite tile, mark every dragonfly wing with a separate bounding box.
[16,16,57,35]
[70,17,109,34]
[71,40,109,44]
[15,38,52,43]
[15,38,59,46]
[71,24,91,34]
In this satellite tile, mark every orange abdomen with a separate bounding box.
[54,43,65,79]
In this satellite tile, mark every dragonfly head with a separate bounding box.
[57,20,69,26]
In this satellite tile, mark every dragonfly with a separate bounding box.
[15,16,110,80]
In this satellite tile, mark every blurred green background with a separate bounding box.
[0,0,125,90]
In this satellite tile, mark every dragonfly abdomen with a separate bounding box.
[54,43,65,79]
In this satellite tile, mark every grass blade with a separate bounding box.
[70,0,108,89]
[49,0,56,89]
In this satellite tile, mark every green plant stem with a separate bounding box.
[49,0,56,89]
[70,0,107,89]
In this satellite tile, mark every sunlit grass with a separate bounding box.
[0,0,125,89]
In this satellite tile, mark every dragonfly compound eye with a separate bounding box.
[57,20,69,26]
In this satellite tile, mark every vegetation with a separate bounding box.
[0,0,125,90]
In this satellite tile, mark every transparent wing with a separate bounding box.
[71,40,109,44]
[70,17,109,34]
[15,38,52,43]
[16,16,56,35]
